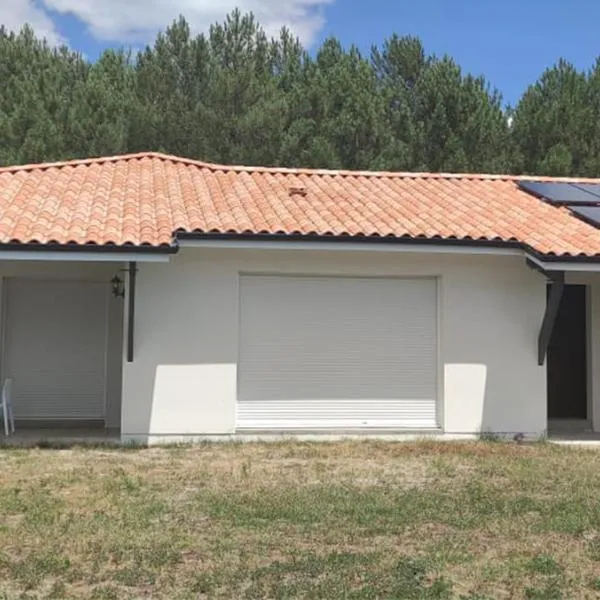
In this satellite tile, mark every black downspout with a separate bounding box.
[127,261,137,363]
[538,271,564,366]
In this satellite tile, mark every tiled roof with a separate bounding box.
[2,151,600,258]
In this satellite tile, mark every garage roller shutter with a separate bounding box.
[237,275,438,430]
[3,279,108,420]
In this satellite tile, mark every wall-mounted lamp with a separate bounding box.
[111,275,125,298]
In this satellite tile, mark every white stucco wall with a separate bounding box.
[121,248,548,441]
[0,261,123,427]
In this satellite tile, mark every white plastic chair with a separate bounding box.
[1,378,14,436]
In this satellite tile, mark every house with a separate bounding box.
[1,152,600,443]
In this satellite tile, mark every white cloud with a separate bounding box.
[0,0,64,45]
[40,0,332,46]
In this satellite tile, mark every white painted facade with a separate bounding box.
[121,247,551,442]
[4,247,600,443]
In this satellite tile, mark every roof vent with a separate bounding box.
[288,186,307,197]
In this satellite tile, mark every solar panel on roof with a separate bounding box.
[518,180,600,204]
[570,205,600,228]
[571,183,600,200]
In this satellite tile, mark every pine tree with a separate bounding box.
[281,38,389,169]
[512,59,590,176]
[372,36,510,173]
[199,10,288,165]
[0,25,87,164]
[65,49,133,158]
[371,35,426,170]
[4,10,600,178]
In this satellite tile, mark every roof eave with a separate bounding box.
[177,231,600,266]
[1,234,600,269]
[176,230,521,249]
[0,242,176,263]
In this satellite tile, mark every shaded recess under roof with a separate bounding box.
[518,180,600,205]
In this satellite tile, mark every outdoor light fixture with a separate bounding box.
[111,275,125,298]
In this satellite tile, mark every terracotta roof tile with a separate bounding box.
[1,151,600,257]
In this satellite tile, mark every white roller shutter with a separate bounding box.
[237,275,438,430]
[3,279,108,420]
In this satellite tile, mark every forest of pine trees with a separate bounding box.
[1,10,599,176]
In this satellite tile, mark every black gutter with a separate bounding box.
[0,241,177,254]
[174,230,524,250]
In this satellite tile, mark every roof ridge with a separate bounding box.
[2,151,600,184]
[0,152,161,175]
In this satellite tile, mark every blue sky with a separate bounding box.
[6,0,600,107]
[317,0,600,106]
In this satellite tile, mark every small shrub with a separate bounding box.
[527,554,562,575]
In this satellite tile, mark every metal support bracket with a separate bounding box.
[127,261,137,363]
[537,270,564,366]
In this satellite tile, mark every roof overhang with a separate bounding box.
[0,248,172,262]
[177,233,600,269]
[525,254,600,272]
[1,234,600,269]
[176,233,524,256]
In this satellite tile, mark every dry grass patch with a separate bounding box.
[1,441,600,598]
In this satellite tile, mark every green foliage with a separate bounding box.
[0,12,514,174]
[512,59,591,176]
[279,38,390,169]
[526,554,562,575]
[1,11,599,177]
[372,39,511,173]
[0,25,87,164]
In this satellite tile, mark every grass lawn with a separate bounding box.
[2,441,600,599]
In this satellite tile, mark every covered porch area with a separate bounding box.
[0,255,140,442]
[0,423,121,447]
[533,257,600,438]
